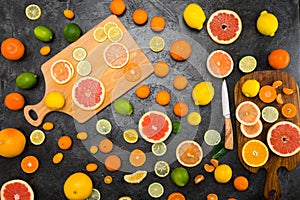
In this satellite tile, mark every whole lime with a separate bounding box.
[256,10,278,37]
[241,79,260,97]
[44,91,65,110]
[64,23,82,42]
[183,3,206,30]
[16,72,38,90]
[34,25,53,42]
[113,97,133,116]
[171,167,189,187]
[214,164,232,183]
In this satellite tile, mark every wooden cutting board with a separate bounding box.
[24,15,153,127]
[234,70,300,200]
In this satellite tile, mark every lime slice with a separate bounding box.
[72,47,87,61]
[172,121,182,134]
[151,142,167,156]
[93,27,107,43]
[204,129,221,146]
[154,160,170,178]
[96,119,112,135]
[30,130,45,145]
[239,56,257,73]
[148,182,164,198]
[86,188,101,200]
[104,22,118,35]
[261,106,279,123]
[187,112,202,126]
[108,27,123,42]
[123,129,138,143]
[25,4,42,20]
[149,36,165,52]
[76,60,92,76]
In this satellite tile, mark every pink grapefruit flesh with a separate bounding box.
[235,101,261,126]
[207,49,233,78]
[0,179,34,200]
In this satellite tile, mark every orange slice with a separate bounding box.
[259,85,277,103]
[129,149,146,167]
[176,140,203,167]
[103,43,129,69]
[124,170,147,184]
[242,139,269,167]
[240,119,263,138]
[21,155,39,173]
[50,60,74,84]
[281,103,297,118]
[235,101,261,126]
[207,50,233,78]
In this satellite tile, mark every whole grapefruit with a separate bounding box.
[0,128,26,158]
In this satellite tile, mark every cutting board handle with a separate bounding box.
[264,167,282,200]
[24,101,51,127]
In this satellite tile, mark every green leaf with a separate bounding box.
[212,141,228,159]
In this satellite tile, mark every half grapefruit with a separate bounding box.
[207,9,242,44]
[72,77,105,110]
[267,121,300,157]
[50,59,74,84]
[235,101,261,126]
[138,111,172,143]
[207,50,233,78]
[0,179,34,200]
[103,42,129,69]
[176,140,203,167]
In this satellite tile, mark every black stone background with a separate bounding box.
[0,0,299,199]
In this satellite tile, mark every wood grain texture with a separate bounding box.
[24,15,153,126]
[224,117,234,150]
[234,70,300,200]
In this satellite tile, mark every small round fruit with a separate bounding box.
[123,129,139,143]
[233,176,249,191]
[103,43,129,69]
[64,23,82,42]
[170,40,192,61]
[214,164,232,183]
[261,106,279,123]
[86,188,101,200]
[34,25,53,42]
[171,167,189,187]
[113,97,133,116]
[241,79,260,97]
[16,72,38,90]
[132,9,148,25]
[149,36,165,52]
[0,128,26,158]
[204,129,221,146]
[96,119,112,135]
[1,38,25,60]
[25,4,42,20]
[268,49,290,70]
[256,10,278,37]
[183,3,206,30]
[187,112,202,126]
[63,172,93,200]
[152,142,167,156]
[148,182,164,198]
[30,130,45,145]
[4,92,25,111]
[154,160,170,178]
[240,119,263,138]
[192,81,214,105]
[44,91,65,110]
[239,56,257,73]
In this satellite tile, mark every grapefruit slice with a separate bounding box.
[103,42,129,69]
[50,59,74,84]
[267,121,300,157]
[240,119,263,138]
[207,9,242,44]
[138,111,172,143]
[176,140,203,167]
[0,179,34,200]
[72,77,105,110]
[235,101,261,126]
[207,50,233,78]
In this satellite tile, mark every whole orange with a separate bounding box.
[132,9,148,25]
[1,38,25,60]
[4,92,25,111]
[0,128,26,158]
[63,172,93,200]
[268,49,290,69]
[110,0,126,16]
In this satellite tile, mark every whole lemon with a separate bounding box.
[256,10,278,37]
[0,128,26,158]
[183,3,206,30]
[192,81,214,105]
[241,79,260,97]
[63,172,93,200]
[214,164,232,183]
[44,91,65,110]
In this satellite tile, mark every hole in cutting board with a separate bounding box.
[269,189,277,198]
[29,109,38,121]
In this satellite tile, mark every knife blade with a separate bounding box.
[222,79,234,150]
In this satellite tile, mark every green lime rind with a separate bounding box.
[172,121,182,134]
[64,23,82,43]
[113,98,133,116]
[34,25,53,42]
[170,167,189,187]
[16,72,38,89]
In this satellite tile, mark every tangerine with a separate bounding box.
[109,0,126,16]
[4,92,25,111]
[132,9,148,25]
[259,85,277,103]
[155,90,171,106]
[57,135,73,150]
[167,192,186,200]
[268,49,290,69]
[173,102,189,117]
[233,176,249,191]
[135,84,150,99]
[21,155,39,173]
[1,38,25,60]
[281,103,297,118]
[170,40,192,61]
[105,154,121,171]
[150,16,165,32]
[153,61,169,77]
[207,193,218,200]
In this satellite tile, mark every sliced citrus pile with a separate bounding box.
[124,170,147,184]
[242,139,269,167]
[239,56,257,73]
[25,4,42,20]
[104,22,118,34]
[152,142,167,156]
[50,60,74,84]
[72,47,87,61]
[149,36,165,52]
[207,50,233,78]
[30,129,46,145]
[267,121,300,157]
[176,140,203,167]
[235,101,261,126]
[72,77,106,110]
[240,119,263,138]
[103,42,129,68]
[154,160,170,177]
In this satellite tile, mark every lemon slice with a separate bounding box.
[104,22,118,35]
[76,60,92,76]
[151,142,167,156]
[118,196,132,200]
[148,182,164,198]
[108,27,123,42]
[72,47,87,61]
[154,160,170,178]
[96,119,112,135]
[187,112,202,126]
[239,56,257,73]
[261,106,279,123]
[86,188,101,200]
[25,4,42,20]
[93,27,107,43]
[30,130,45,145]
[149,36,165,52]
[123,129,138,143]
[204,129,221,146]
[124,170,147,184]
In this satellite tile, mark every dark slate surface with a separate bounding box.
[0,0,299,199]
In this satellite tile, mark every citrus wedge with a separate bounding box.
[124,170,147,184]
